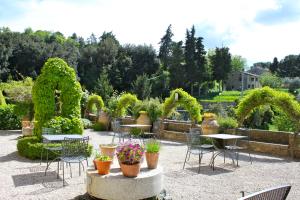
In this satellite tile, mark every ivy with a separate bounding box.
[115,93,139,118]
[236,87,300,131]
[86,94,104,114]
[32,58,83,138]
[162,88,202,123]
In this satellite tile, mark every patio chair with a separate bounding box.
[40,127,62,165]
[112,120,129,143]
[239,185,291,200]
[60,136,89,186]
[183,129,215,173]
[224,129,252,166]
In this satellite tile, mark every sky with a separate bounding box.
[0,0,300,67]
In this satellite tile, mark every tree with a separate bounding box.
[94,70,114,103]
[210,47,232,92]
[270,57,278,73]
[231,55,246,71]
[131,74,152,100]
[158,24,173,69]
[259,72,282,88]
[277,54,300,77]
[169,41,185,89]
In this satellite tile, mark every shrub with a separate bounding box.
[129,127,143,136]
[116,93,139,117]
[0,105,21,130]
[217,117,238,131]
[0,90,6,105]
[81,118,93,129]
[32,58,82,138]
[86,94,105,115]
[80,89,89,117]
[272,108,296,132]
[132,98,162,122]
[92,122,106,131]
[145,139,160,153]
[17,136,93,160]
[259,72,282,88]
[45,116,83,134]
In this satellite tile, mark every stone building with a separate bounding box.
[224,71,261,91]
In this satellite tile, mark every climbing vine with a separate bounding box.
[115,93,139,118]
[32,58,83,137]
[86,94,104,115]
[236,87,300,130]
[162,88,202,123]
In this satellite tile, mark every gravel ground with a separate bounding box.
[0,129,299,200]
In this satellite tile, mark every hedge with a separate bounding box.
[0,104,21,130]
[86,94,104,114]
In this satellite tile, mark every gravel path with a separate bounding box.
[0,129,299,200]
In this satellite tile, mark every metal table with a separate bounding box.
[201,134,247,168]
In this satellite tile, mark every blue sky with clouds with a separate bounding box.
[0,0,300,66]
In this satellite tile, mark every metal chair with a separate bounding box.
[183,129,215,173]
[59,136,89,186]
[239,185,291,200]
[40,127,62,165]
[112,120,128,143]
[224,129,252,166]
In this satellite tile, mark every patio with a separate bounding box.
[0,129,299,200]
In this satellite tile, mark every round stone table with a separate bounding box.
[86,163,163,200]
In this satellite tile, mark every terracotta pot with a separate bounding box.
[100,144,117,161]
[136,112,151,131]
[98,111,110,130]
[145,152,159,169]
[93,160,97,170]
[120,162,141,177]
[95,159,112,175]
[201,117,219,135]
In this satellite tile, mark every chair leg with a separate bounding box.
[62,161,65,187]
[69,163,72,178]
[224,149,226,163]
[249,152,253,164]
[46,149,49,166]
[79,162,81,176]
[183,150,189,169]
[40,146,44,165]
[236,152,239,167]
[198,153,203,173]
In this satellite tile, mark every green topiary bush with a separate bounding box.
[0,105,21,130]
[132,98,162,122]
[45,116,83,134]
[17,136,93,160]
[162,88,202,123]
[116,93,139,117]
[236,87,300,131]
[32,58,83,138]
[86,94,105,115]
[0,90,6,105]
[217,117,238,132]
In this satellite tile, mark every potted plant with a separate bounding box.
[201,113,219,135]
[116,140,145,177]
[99,143,117,161]
[145,139,160,169]
[94,154,112,175]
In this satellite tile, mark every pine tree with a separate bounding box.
[158,25,173,69]
[270,57,279,73]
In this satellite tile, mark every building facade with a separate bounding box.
[224,71,261,91]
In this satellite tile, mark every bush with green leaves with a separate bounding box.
[81,118,93,129]
[236,87,300,131]
[163,88,202,123]
[0,105,21,130]
[32,58,82,138]
[45,116,83,134]
[0,90,6,105]
[86,94,104,115]
[217,117,238,132]
[115,93,139,118]
[243,105,274,130]
[106,92,120,118]
[272,108,296,132]
[132,98,162,122]
[259,72,282,88]
[92,122,106,131]
[80,89,89,117]
[17,136,93,160]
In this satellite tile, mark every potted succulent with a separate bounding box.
[145,139,160,169]
[99,143,117,161]
[94,154,112,175]
[116,140,145,177]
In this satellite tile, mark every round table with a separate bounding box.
[86,163,163,200]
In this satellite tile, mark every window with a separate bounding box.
[248,84,250,89]
[252,84,254,88]
[255,77,258,81]
[251,77,254,81]
[239,76,242,81]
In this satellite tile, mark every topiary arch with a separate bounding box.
[162,88,202,125]
[115,93,139,118]
[236,87,300,130]
[32,58,83,138]
[86,94,105,117]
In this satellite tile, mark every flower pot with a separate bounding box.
[95,160,112,175]
[100,144,117,161]
[120,162,141,177]
[145,152,159,169]
[98,111,110,130]
[136,112,151,131]
[201,116,219,135]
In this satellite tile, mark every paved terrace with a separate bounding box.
[0,129,299,200]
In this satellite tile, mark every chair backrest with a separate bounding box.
[112,120,121,132]
[239,185,291,200]
[186,131,202,149]
[61,136,89,158]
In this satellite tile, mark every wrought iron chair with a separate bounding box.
[239,185,291,200]
[59,136,89,186]
[224,128,252,166]
[40,127,62,165]
[183,129,215,173]
[112,120,129,143]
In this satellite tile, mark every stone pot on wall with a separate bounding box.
[136,111,151,131]
[98,111,110,130]
[201,113,219,135]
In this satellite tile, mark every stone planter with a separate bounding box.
[201,116,219,135]
[120,162,141,177]
[145,152,159,169]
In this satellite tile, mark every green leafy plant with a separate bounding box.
[145,139,160,153]
[0,90,6,105]
[92,122,106,131]
[86,94,105,116]
[0,105,21,130]
[81,118,92,129]
[115,93,139,117]
[45,116,83,134]
[132,98,162,123]
[217,117,238,132]
[32,58,82,138]
[163,88,202,124]
[130,127,143,137]
[95,154,111,161]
